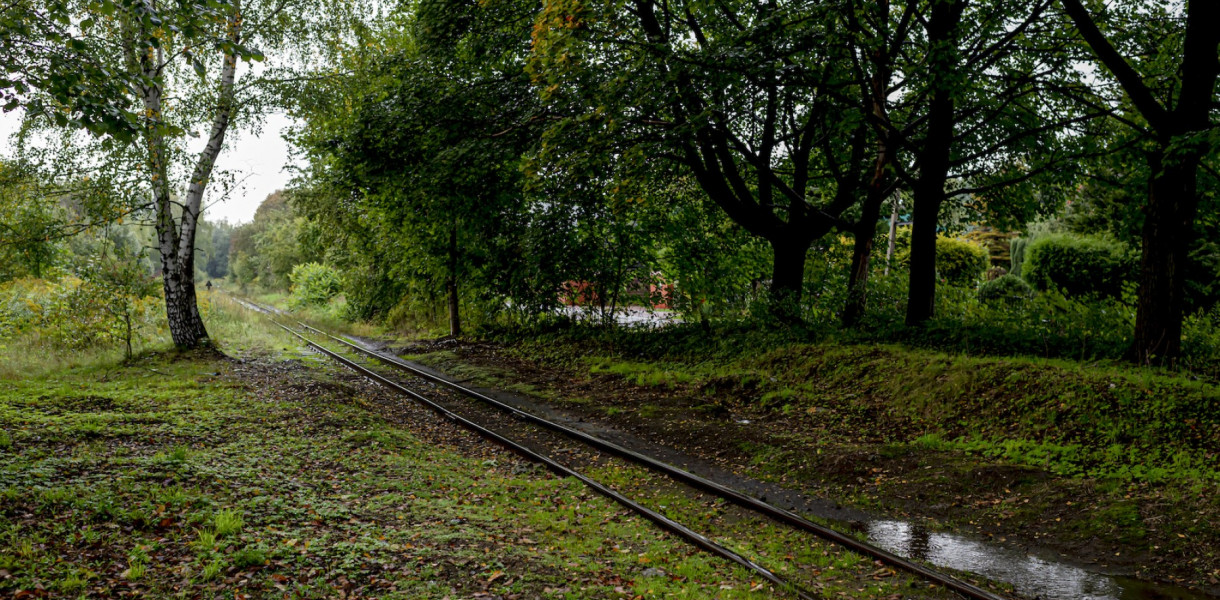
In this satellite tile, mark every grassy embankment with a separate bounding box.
[375,322,1219,587]
[0,295,967,599]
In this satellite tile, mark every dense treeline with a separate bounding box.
[2,0,1218,369]
[264,0,1217,368]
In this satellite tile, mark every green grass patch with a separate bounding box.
[0,301,847,599]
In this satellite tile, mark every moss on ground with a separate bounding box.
[0,301,967,599]
[378,332,1220,587]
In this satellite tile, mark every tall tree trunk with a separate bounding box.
[163,259,209,347]
[768,236,812,321]
[1131,152,1200,365]
[842,192,886,328]
[905,187,944,325]
[447,224,461,338]
[1060,0,1220,364]
[132,0,242,348]
[905,0,964,326]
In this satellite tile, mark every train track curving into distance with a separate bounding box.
[235,296,1011,600]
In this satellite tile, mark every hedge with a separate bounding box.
[1022,234,1134,298]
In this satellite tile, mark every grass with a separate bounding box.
[212,509,243,538]
[389,321,1220,585]
[586,357,702,388]
[582,461,1010,599]
[4,296,943,599]
[526,339,1220,489]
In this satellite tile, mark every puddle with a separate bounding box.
[864,520,1213,599]
[379,348,1216,600]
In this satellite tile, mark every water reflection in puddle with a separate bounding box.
[865,521,1210,599]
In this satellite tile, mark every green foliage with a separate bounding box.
[963,227,1017,267]
[934,236,990,286]
[232,547,267,568]
[212,510,244,538]
[0,271,161,357]
[657,178,772,321]
[978,274,1034,304]
[0,163,66,281]
[0,0,259,140]
[197,219,236,280]
[199,559,224,581]
[892,230,990,287]
[1023,234,1135,298]
[1009,237,1029,277]
[229,192,323,290]
[288,262,341,308]
[78,245,163,358]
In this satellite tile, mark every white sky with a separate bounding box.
[202,112,299,225]
[0,109,298,225]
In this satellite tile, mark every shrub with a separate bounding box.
[288,262,341,308]
[0,274,161,356]
[892,233,988,286]
[1009,237,1029,277]
[935,236,990,286]
[1023,234,1134,298]
[978,274,1034,304]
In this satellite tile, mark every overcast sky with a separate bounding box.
[202,112,300,225]
[0,109,298,225]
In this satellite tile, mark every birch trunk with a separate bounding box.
[137,0,242,348]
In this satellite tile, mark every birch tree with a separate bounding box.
[14,0,356,347]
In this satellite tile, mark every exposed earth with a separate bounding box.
[384,335,1220,597]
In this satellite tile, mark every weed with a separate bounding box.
[587,358,698,388]
[638,403,662,418]
[0,429,11,449]
[911,432,950,452]
[759,388,800,410]
[76,526,100,545]
[127,545,150,564]
[58,570,90,593]
[195,529,218,551]
[155,485,190,506]
[72,419,106,439]
[199,558,224,581]
[125,508,151,529]
[232,547,267,568]
[123,561,146,581]
[212,509,243,538]
[15,540,35,559]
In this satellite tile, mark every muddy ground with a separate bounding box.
[389,337,1220,596]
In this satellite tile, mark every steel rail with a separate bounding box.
[290,317,1010,600]
[270,320,820,600]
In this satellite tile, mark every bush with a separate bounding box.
[288,263,341,308]
[935,236,990,286]
[0,274,161,356]
[1023,234,1134,298]
[978,274,1034,304]
[892,233,988,286]
[1009,237,1029,277]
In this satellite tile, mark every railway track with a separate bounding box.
[236,297,1012,600]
